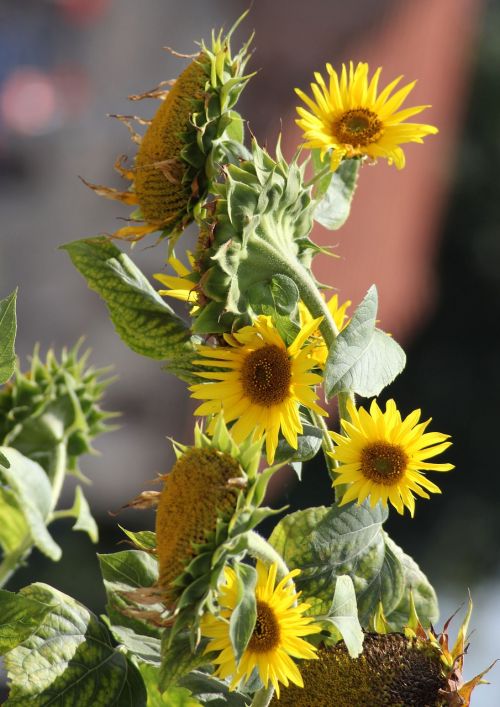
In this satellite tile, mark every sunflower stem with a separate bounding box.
[311,410,338,485]
[246,531,290,583]
[250,684,275,707]
[304,163,331,189]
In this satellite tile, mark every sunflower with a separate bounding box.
[201,562,321,697]
[295,61,438,172]
[84,21,251,243]
[329,398,454,516]
[190,316,328,463]
[298,294,351,366]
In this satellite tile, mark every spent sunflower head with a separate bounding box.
[329,398,454,516]
[84,17,252,244]
[125,416,280,636]
[189,315,328,464]
[202,561,321,697]
[298,294,351,367]
[295,61,438,172]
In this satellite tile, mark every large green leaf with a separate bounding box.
[269,502,410,625]
[62,237,192,360]
[98,550,161,638]
[312,155,360,230]
[320,575,363,657]
[159,631,210,694]
[0,289,17,384]
[4,583,146,706]
[383,535,439,630]
[0,589,52,656]
[0,447,61,561]
[325,286,406,398]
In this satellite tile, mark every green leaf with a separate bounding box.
[159,631,210,693]
[140,664,202,706]
[325,286,406,398]
[67,485,99,543]
[0,486,29,555]
[179,671,251,706]
[383,535,439,630]
[274,422,322,465]
[0,447,61,561]
[269,502,409,625]
[119,527,157,553]
[313,157,360,230]
[0,589,52,656]
[4,583,146,706]
[321,575,363,657]
[98,550,160,638]
[107,623,161,665]
[61,237,192,360]
[229,563,257,662]
[0,290,17,384]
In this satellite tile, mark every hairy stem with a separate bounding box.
[246,531,290,582]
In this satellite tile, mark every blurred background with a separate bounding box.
[1,0,499,703]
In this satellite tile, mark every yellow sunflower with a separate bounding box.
[329,398,454,516]
[298,294,351,366]
[295,61,438,172]
[190,316,328,463]
[201,562,320,697]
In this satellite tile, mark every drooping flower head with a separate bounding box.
[329,398,454,516]
[295,61,438,172]
[202,562,321,697]
[190,315,328,463]
[298,294,351,367]
[125,416,280,635]
[84,18,252,243]
[271,608,493,707]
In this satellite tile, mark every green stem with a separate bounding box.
[48,441,68,517]
[250,684,275,707]
[311,410,337,485]
[246,531,290,583]
[304,163,331,189]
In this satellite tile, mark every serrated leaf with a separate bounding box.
[179,671,251,706]
[313,158,360,230]
[140,664,202,706]
[68,485,99,543]
[325,285,406,398]
[383,535,439,630]
[4,583,146,706]
[229,564,257,662]
[0,447,61,561]
[269,502,409,625]
[98,550,160,638]
[0,589,52,656]
[322,575,363,657]
[0,290,17,384]
[62,237,192,360]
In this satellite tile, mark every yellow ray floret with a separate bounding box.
[295,61,438,172]
[190,315,327,463]
[201,562,321,697]
[298,294,351,366]
[329,398,454,516]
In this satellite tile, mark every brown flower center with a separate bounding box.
[248,600,281,653]
[360,441,408,485]
[333,108,383,147]
[241,344,292,407]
